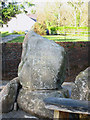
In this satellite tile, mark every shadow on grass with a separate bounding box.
[52,39,76,42]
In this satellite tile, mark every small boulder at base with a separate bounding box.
[71,67,90,101]
[17,88,69,119]
[18,30,66,90]
[0,77,19,113]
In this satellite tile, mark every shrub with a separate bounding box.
[49,26,88,35]
[13,31,25,34]
[34,22,47,35]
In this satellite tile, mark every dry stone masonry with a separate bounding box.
[17,89,68,118]
[17,30,67,118]
[18,30,66,90]
[2,30,90,119]
[0,77,19,113]
[0,30,68,119]
[71,67,90,119]
[71,67,90,101]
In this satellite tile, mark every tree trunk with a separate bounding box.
[74,9,77,27]
[58,12,60,27]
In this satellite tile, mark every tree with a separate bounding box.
[1,1,35,25]
[54,1,62,27]
[1,2,21,24]
[43,1,62,28]
[36,0,88,30]
[68,0,84,27]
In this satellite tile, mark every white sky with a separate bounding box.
[6,0,90,3]
[36,0,89,2]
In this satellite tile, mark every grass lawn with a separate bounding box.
[8,35,88,43]
[8,36,25,43]
[1,32,13,37]
[43,35,88,42]
[1,31,25,37]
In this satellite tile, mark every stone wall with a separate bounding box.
[2,42,89,81]
[2,43,22,80]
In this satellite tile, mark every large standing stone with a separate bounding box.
[17,88,69,119]
[0,77,19,113]
[71,67,90,101]
[18,30,66,90]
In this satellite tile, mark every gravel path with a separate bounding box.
[1,34,24,43]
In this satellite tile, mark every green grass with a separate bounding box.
[1,31,13,37]
[1,31,25,37]
[8,35,88,43]
[8,36,25,43]
[43,35,88,42]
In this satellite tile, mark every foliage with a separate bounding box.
[34,22,47,35]
[1,1,35,24]
[36,1,88,29]
[31,9,36,14]
[1,31,24,37]
[1,31,13,37]
[67,1,84,27]
[2,2,21,24]
[49,26,88,35]
[13,31,25,35]
[19,1,35,13]
[8,36,25,43]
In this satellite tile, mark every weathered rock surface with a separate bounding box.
[0,110,39,119]
[0,77,19,113]
[71,67,90,101]
[61,82,75,97]
[18,30,66,90]
[17,88,69,119]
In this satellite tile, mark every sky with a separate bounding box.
[5,0,89,13]
[5,0,90,3]
[34,0,90,3]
